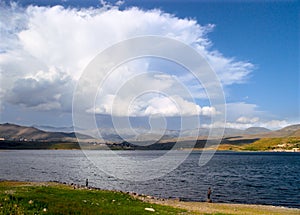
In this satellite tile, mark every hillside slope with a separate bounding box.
[0,123,92,142]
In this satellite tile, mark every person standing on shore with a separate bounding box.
[207,187,212,203]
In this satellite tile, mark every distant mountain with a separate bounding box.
[0,123,93,142]
[27,124,273,140]
[292,129,300,136]
[223,128,243,136]
[244,127,271,135]
[1,123,299,145]
[276,124,300,136]
[33,125,76,133]
[180,127,267,137]
[257,124,300,138]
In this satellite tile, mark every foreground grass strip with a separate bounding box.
[0,181,186,215]
[1,181,299,215]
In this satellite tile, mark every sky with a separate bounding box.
[0,0,299,130]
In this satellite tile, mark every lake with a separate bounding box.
[0,150,299,208]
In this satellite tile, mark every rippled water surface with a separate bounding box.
[0,150,299,208]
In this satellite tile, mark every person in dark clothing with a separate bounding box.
[207,187,212,202]
[86,179,88,187]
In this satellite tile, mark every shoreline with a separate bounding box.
[1,180,299,214]
[140,197,300,215]
[1,148,300,154]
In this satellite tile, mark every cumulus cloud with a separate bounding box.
[236,116,260,124]
[196,102,291,129]
[90,93,218,117]
[5,67,74,111]
[86,62,219,117]
[226,102,263,120]
[234,119,289,130]
[0,3,253,117]
[202,119,289,130]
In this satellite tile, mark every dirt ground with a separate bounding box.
[138,196,300,215]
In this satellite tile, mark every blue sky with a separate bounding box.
[0,0,299,129]
[134,1,299,120]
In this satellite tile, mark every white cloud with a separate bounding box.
[5,66,74,111]
[206,52,253,85]
[202,119,289,130]
[199,102,290,129]
[0,3,253,117]
[89,92,218,117]
[226,102,263,120]
[85,61,221,117]
[128,95,218,117]
[115,1,125,6]
[259,120,289,130]
[201,106,218,116]
[198,101,291,129]
[236,116,260,124]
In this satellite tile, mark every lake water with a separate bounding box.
[0,150,299,208]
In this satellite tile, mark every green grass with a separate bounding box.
[1,182,299,215]
[218,137,300,151]
[241,137,300,151]
[48,142,81,150]
[0,181,186,215]
[241,138,283,151]
[204,214,230,215]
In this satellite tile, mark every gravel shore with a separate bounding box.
[136,193,300,215]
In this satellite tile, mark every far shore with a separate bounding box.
[1,180,299,214]
[1,147,300,153]
[1,135,299,152]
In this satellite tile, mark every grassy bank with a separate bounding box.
[0,181,185,214]
[217,137,300,151]
[1,181,299,215]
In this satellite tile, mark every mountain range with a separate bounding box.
[0,123,94,142]
[0,123,299,149]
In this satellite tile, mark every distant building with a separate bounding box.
[0,137,5,141]
[277,144,286,148]
[292,148,299,152]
